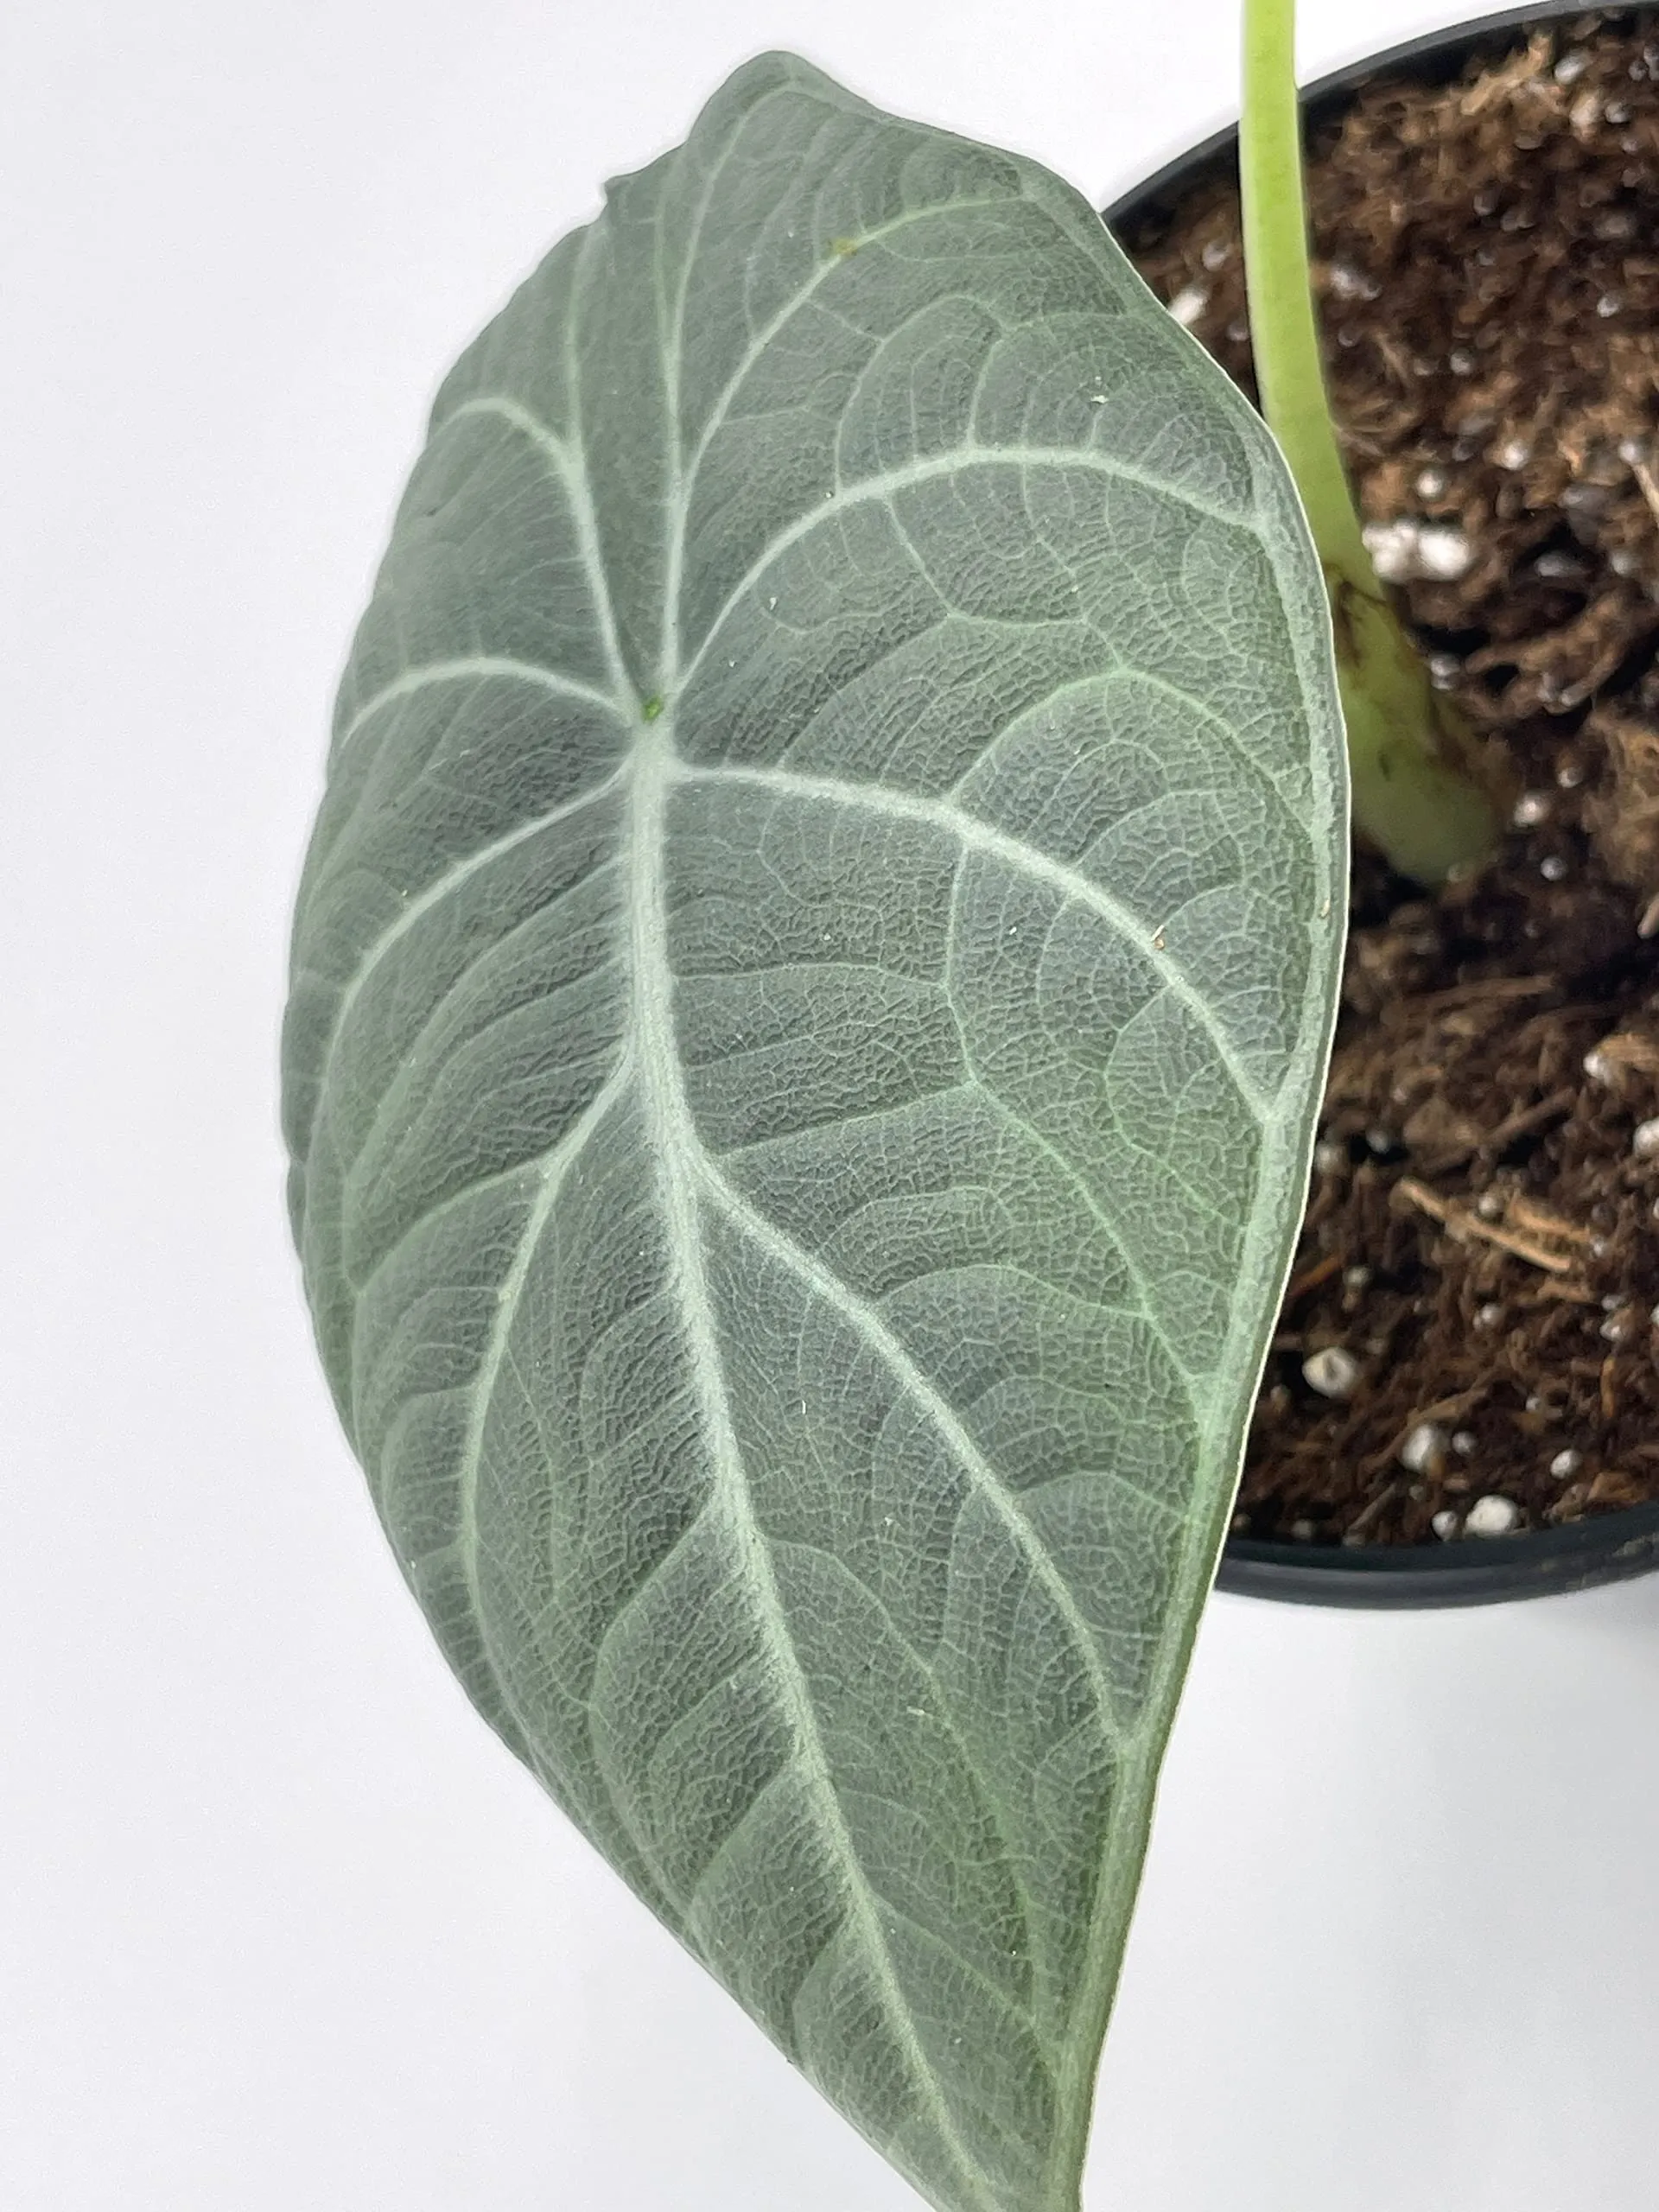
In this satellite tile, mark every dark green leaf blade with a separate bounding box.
[283,52,1346,2212]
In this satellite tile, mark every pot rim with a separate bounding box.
[1101,3,1643,231]
[1105,0,1659,1607]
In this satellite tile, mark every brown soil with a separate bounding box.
[1117,9,1659,1547]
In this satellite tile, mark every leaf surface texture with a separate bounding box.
[283,54,1346,2212]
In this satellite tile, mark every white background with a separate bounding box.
[6,3,1657,2207]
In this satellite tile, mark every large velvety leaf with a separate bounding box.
[283,53,1346,2212]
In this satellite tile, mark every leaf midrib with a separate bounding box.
[626,723,1007,2212]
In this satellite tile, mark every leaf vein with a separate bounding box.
[334,654,629,756]
[321,766,628,1056]
[676,442,1261,696]
[678,758,1273,1119]
[692,1154,1129,1750]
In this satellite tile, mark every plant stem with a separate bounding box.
[1239,0,1497,883]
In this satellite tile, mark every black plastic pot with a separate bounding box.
[1105,2,1659,1607]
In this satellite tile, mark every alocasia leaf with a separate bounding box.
[283,51,1346,2212]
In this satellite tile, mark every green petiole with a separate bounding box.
[1239,0,1498,883]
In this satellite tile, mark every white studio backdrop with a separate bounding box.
[4,3,1657,2208]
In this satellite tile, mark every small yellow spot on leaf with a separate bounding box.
[829,236,860,258]
[641,696,664,722]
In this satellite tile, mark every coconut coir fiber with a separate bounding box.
[1118,10,1659,1546]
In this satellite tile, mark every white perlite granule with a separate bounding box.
[1302,1345,1361,1401]
[1465,1494,1522,1536]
